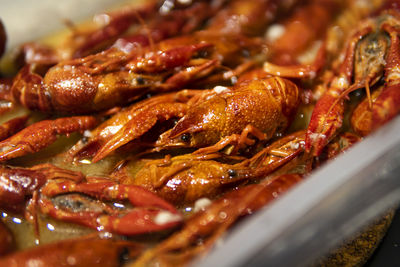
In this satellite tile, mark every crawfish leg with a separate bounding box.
[351,86,383,136]
[193,124,266,155]
[372,23,400,129]
[163,59,219,90]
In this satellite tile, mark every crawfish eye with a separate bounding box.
[119,247,131,265]
[136,76,145,85]
[81,136,88,144]
[228,169,237,178]
[180,133,191,143]
[198,49,209,58]
[242,49,250,58]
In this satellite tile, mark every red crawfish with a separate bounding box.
[69,0,226,58]
[72,76,300,163]
[11,31,261,114]
[0,163,182,236]
[0,116,97,161]
[266,0,340,66]
[112,0,225,54]
[111,131,305,205]
[68,89,203,163]
[13,1,157,66]
[0,235,143,267]
[305,1,400,156]
[17,0,224,66]
[155,76,300,155]
[130,173,303,267]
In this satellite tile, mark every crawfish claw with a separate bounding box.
[40,181,182,235]
[0,116,97,161]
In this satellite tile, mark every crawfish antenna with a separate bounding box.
[133,9,155,53]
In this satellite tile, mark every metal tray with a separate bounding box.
[197,116,400,267]
[2,1,400,266]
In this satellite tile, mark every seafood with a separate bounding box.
[305,3,400,156]
[11,31,261,114]
[66,0,158,59]
[0,235,143,267]
[1,0,399,266]
[0,116,97,161]
[266,0,340,66]
[112,0,224,54]
[131,173,303,266]
[71,76,300,163]
[351,86,383,136]
[68,89,202,162]
[39,180,182,235]
[156,76,300,155]
[17,0,224,66]
[111,131,305,204]
[0,163,182,235]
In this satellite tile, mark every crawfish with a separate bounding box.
[68,89,203,163]
[0,116,97,161]
[305,1,400,156]
[0,163,182,236]
[131,173,303,267]
[262,0,343,79]
[111,131,305,205]
[17,0,224,66]
[112,0,225,54]
[79,76,299,163]
[11,31,261,114]
[155,76,300,155]
[0,235,143,267]
[266,0,341,65]
[14,1,158,66]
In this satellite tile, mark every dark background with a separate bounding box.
[366,208,400,267]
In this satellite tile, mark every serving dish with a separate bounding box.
[0,0,399,266]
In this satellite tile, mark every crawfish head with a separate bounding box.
[158,77,300,150]
[354,31,389,87]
